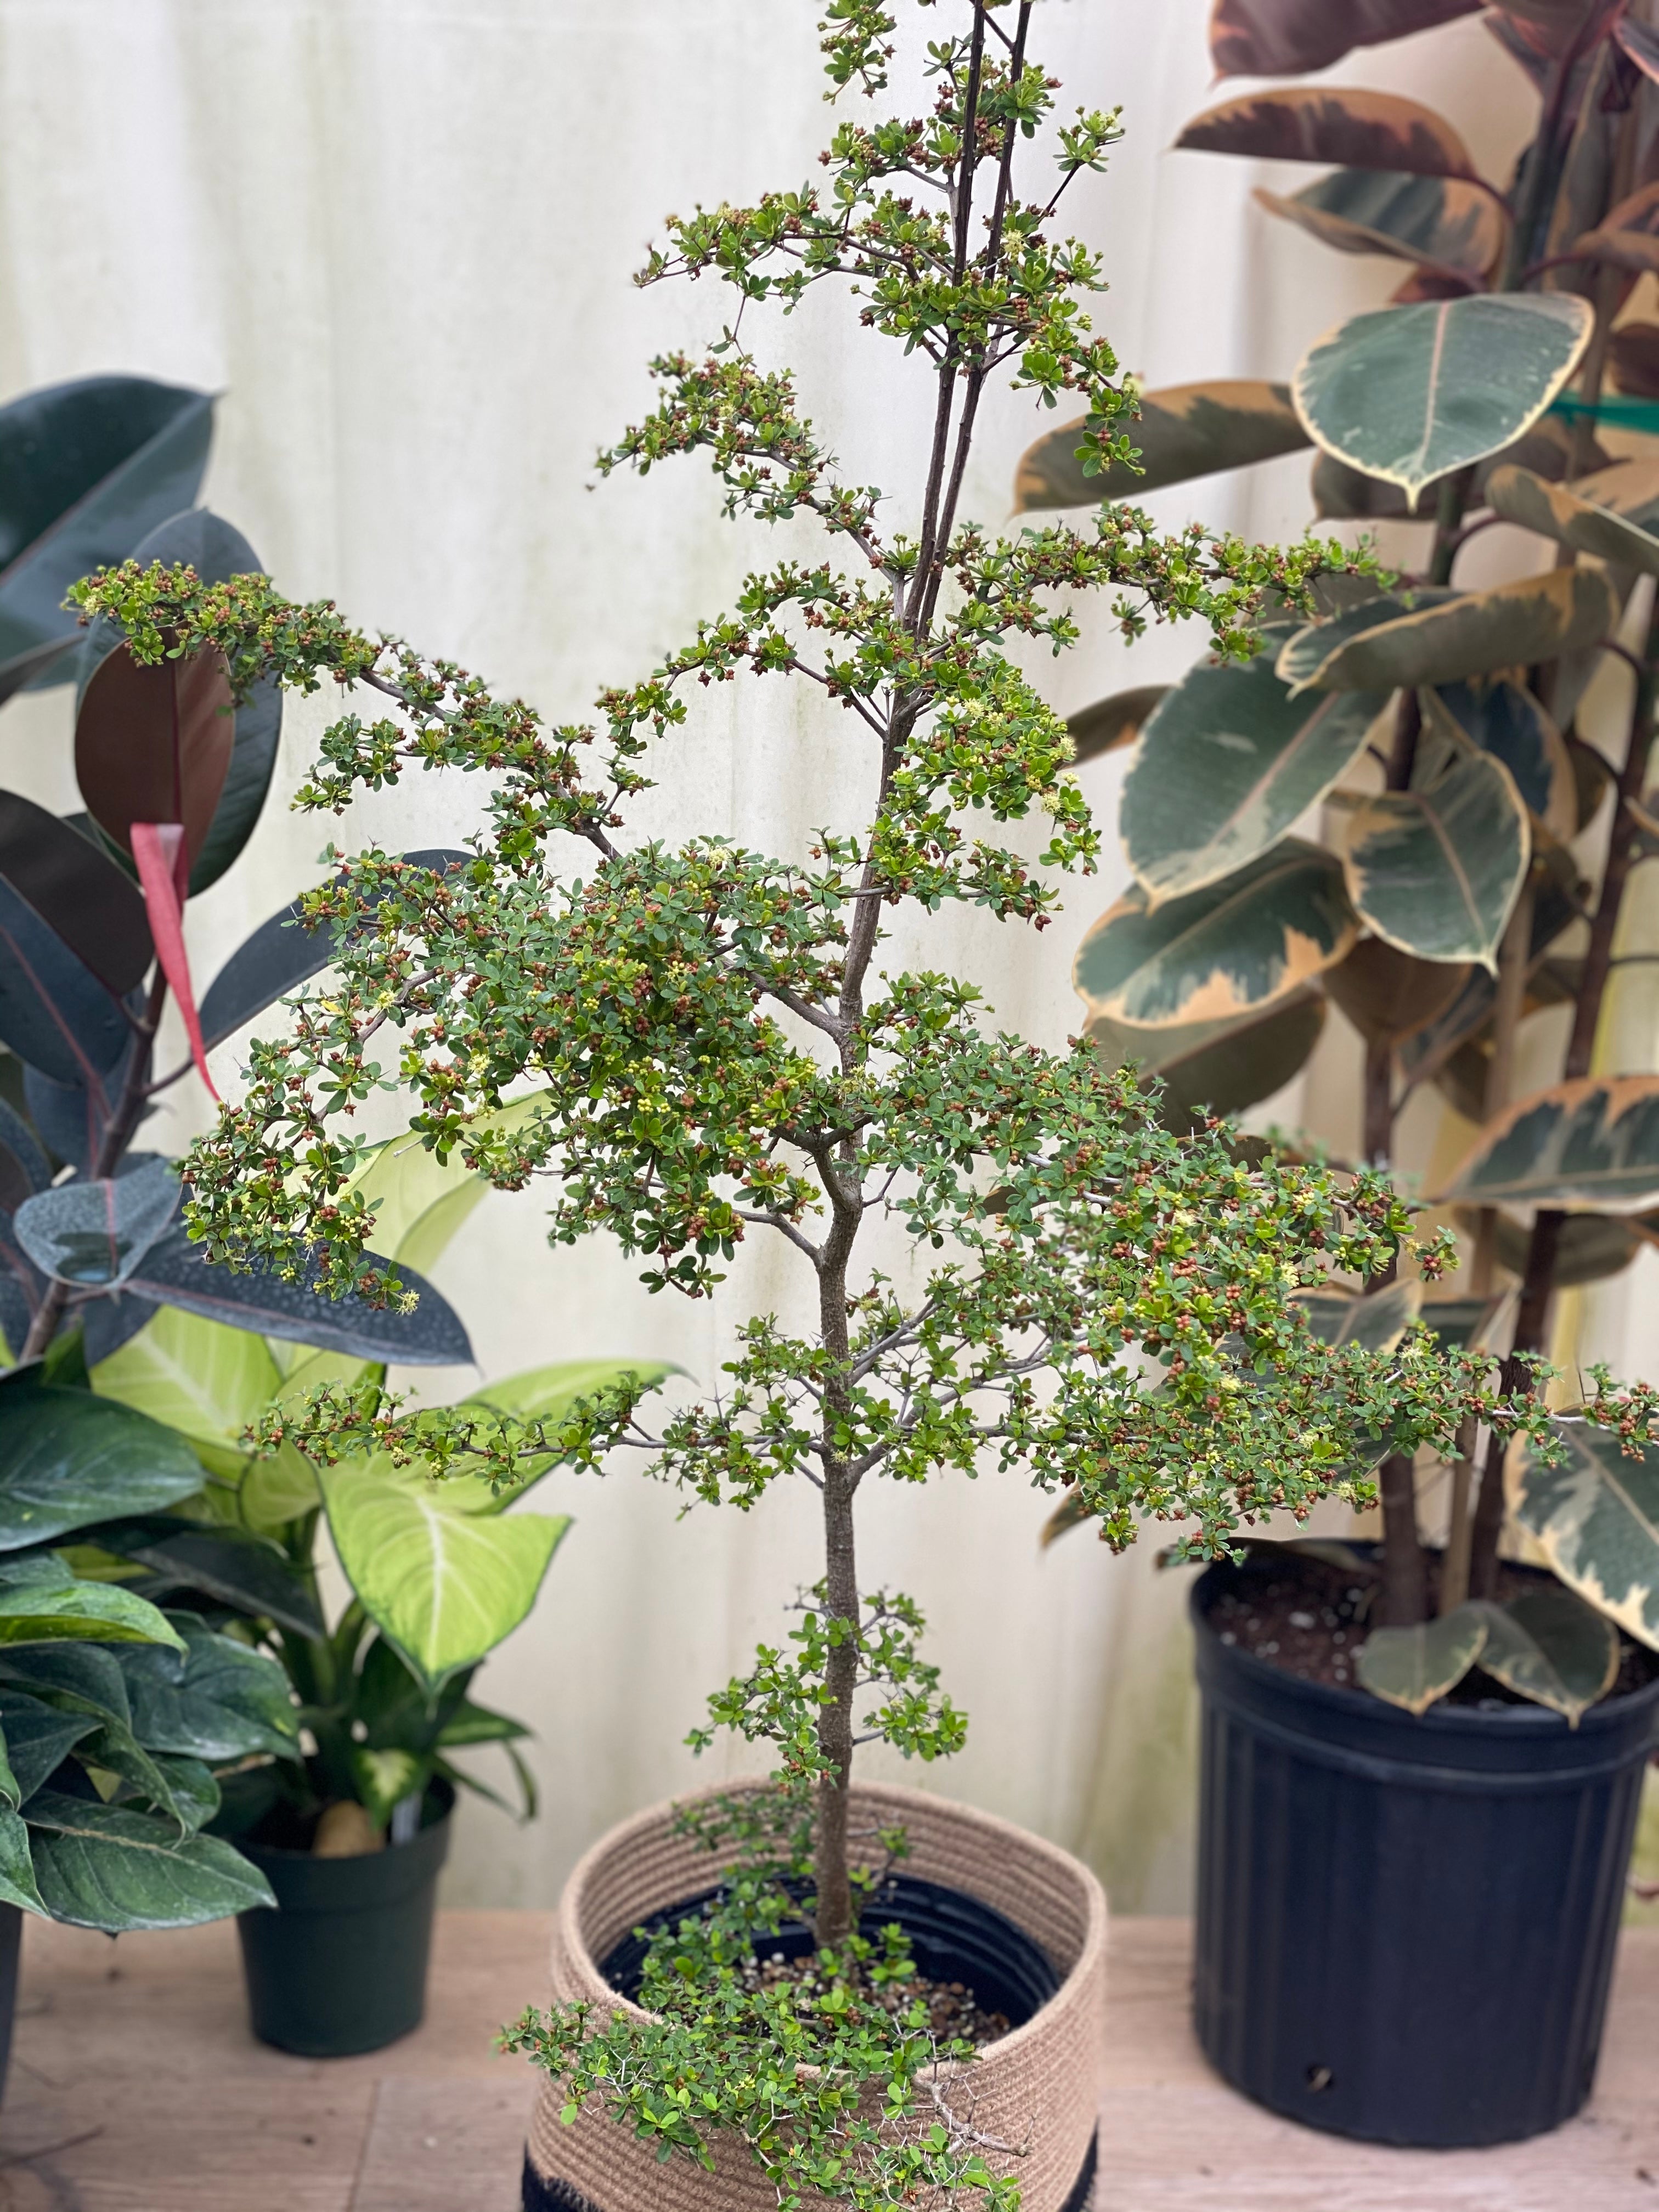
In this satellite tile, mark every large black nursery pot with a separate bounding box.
[0,1903,21,2106]
[234,1784,454,2057]
[1191,1554,1659,2147]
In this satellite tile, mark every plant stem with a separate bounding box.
[20,967,170,1361]
[1468,594,1659,1597]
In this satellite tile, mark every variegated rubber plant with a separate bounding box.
[1035,0,1659,1720]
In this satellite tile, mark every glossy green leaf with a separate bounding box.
[1180,87,1477,178]
[1088,992,1326,1130]
[1258,171,1502,280]
[1486,464,1659,578]
[1440,1077,1659,1211]
[1208,0,1483,77]
[319,1456,572,1689]
[87,1518,321,1639]
[117,1617,299,1762]
[0,789,152,998]
[135,1753,219,1835]
[1342,744,1528,968]
[0,1690,95,1803]
[1276,589,1452,692]
[0,1556,183,1651]
[1294,295,1593,506]
[352,1746,424,1827]
[0,872,133,1085]
[24,1788,273,1932]
[0,1811,44,1918]
[1356,1602,1487,1713]
[1292,1279,1421,1355]
[1467,1590,1618,1725]
[1419,678,1575,837]
[1013,381,1307,511]
[1122,647,1385,899]
[235,1444,322,1538]
[1294,567,1618,694]
[0,1373,205,1548]
[1074,839,1356,1029]
[0,379,212,676]
[1065,686,1169,766]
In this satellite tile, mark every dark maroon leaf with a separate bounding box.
[74,646,235,878]
[1208,0,1483,78]
[1178,88,1477,179]
[0,792,151,998]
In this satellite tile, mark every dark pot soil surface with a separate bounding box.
[1205,1547,1659,1707]
[734,1946,1009,2049]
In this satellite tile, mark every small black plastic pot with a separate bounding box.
[1191,1555,1659,2147]
[234,1784,453,2057]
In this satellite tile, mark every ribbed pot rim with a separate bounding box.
[557,1775,1107,2071]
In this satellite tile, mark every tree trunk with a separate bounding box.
[812,1464,859,1949]
[1378,1454,1427,1626]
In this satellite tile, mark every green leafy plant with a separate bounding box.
[1038,0,1659,1713]
[66,2,1659,2201]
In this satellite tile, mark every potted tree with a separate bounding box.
[69,1,1659,2202]
[1028,0,1659,2151]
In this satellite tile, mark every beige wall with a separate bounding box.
[0,1,1597,1911]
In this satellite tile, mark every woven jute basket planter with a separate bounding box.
[521,1776,1107,2212]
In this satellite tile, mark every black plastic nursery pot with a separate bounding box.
[1190,1554,1659,2147]
[234,1784,453,2057]
[0,1903,21,2107]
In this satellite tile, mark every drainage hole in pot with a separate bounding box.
[1305,2064,1334,2092]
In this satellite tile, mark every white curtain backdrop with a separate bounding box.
[0,2,1555,1910]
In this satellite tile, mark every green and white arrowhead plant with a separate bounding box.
[66,1,1659,2201]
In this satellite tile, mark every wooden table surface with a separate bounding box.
[5,1912,1659,2210]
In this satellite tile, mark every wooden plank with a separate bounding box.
[4,1911,1659,2209]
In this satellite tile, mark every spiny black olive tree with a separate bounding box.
[69,3,1646,2202]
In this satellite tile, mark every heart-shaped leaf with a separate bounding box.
[1513,1421,1659,1651]
[1419,678,1575,837]
[116,1618,299,1762]
[1466,1590,1619,1725]
[1294,294,1593,506]
[1486,464,1659,578]
[1122,646,1385,899]
[0,793,152,998]
[1325,936,1474,1045]
[1087,993,1327,1130]
[1178,87,1477,178]
[13,1157,178,1286]
[1283,567,1617,692]
[0,378,212,678]
[1013,381,1307,511]
[1438,1077,1659,1210]
[1075,839,1356,1028]
[1292,1279,1421,1354]
[1342,746,1528,968]
[75,645,235,881]
[319,1455,572,1689]
[91,1300,283,1453]
[122,1229,472,1364]
[24,1788,273,1932]
[0,1372,205,1547]
[1065,686,1169,766]
[1258,170,1503,281]
[1208,0,1484,79]
[1356,1602,1488,1713]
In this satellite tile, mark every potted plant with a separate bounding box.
[69,2,1659,2204]
[89,1130,669,2056]
[1028,0,1659,2150]
[0,375,647,2059]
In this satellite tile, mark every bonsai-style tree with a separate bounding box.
[70,2,1654,2199]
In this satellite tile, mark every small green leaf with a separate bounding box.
[1357,1604,1488,1713]
[1294,294,1593,506]
[1468,1590,1619,1725]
